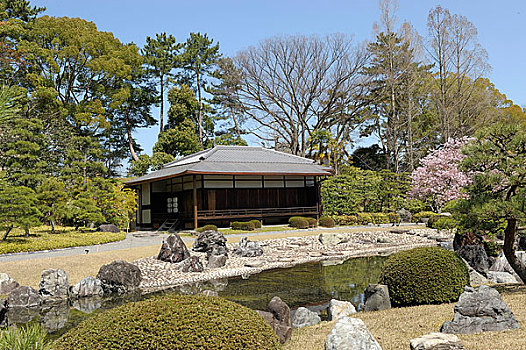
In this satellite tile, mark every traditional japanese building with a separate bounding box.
[125,146,331,230]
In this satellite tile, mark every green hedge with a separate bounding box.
[195,224,218,233]
[249,220,262,229]
[318,216,334,228]
[231,221,256,231]
[331,215,358,225]
[306,217,318,228]
[0,227,125,255]
[288,216,309,229]
[412,211,439,223]
[54,295,280,350]
[427,216,456,230]
[380,247,469,306]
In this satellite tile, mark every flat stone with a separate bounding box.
[319,232,349,245]
[245,260,265,268]
[441,285,520,334]
[0,273,19,294]
[328,299,356,321]
[377,237,393,244]
[96,224,120,233]
[325,317,382,350]
[410,333,464,350]
[292,307,320,328]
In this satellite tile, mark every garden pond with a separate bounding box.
[7,255,387,339]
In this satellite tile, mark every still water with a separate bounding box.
[9,255,387,339]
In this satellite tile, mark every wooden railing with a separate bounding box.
[196,206,318,220]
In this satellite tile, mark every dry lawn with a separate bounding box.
[285,291,526,350]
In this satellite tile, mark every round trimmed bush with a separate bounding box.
[318,216,335,228]
[54,295,280,350]
[379,246,469,306]
[195,224,218,233]
[289,216,309,229]
[249,220,262,229]
[231,221,256,231]
[306,217,318,228]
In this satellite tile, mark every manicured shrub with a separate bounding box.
[288,216,309,229]
[380,246,469,306]
[331,215,358,226]
[249,220,262,229]
[412,211,439,223]
[195,224,218,233]
[371,213,389,224]
[387,212,400,223]
[0,323,51,350]
[357,212,373,225]
[318,216,335,228]
[231,221,256,231]
[54,295,280,350]
[306,217,318,228]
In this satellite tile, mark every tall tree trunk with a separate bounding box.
[51,220,55,234]
[159,74,164,132]
[230,107,241,137]
[503,218,526,283]
[197,71,203,145]
[125,111,139,162]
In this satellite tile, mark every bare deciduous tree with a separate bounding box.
[233,34,368,157]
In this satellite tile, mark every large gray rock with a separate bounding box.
[256,296,292,344]
[363,284,391,312]
[39,269,69,300]
[207,254,227,269]
[292,307,321,328]
[325,317,382,350]
[319,232,349,246]
[178,256,204,273]
[456,245,489,276]
[234,237,263,257]
[0,299,7,327]
[192,230,227,253]
[410,333,464,350]
[96,224,120,233]
[8,286,42,308]
[487,271,518,284]
[69,276,104,298]
[0,273,19,294]
[96,260,142,294]
[441,285,519,334]
[157,234,190,263]
[328,299,356,321]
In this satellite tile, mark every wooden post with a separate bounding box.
[193,175,198,229]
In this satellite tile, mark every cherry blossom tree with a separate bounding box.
[409,137,473,211]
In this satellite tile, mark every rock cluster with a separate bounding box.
[328,299,356,321]
[410,333,464,350]
[157,234,190,263]
[441,285,519,334]
[256,296,292,344]
[325,317,382,350]
[192,230,229,269]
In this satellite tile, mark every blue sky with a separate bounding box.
[33,0,526,154]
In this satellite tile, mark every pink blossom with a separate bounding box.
[409,137,473,211]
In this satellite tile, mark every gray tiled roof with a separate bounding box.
[126,146,331,185]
